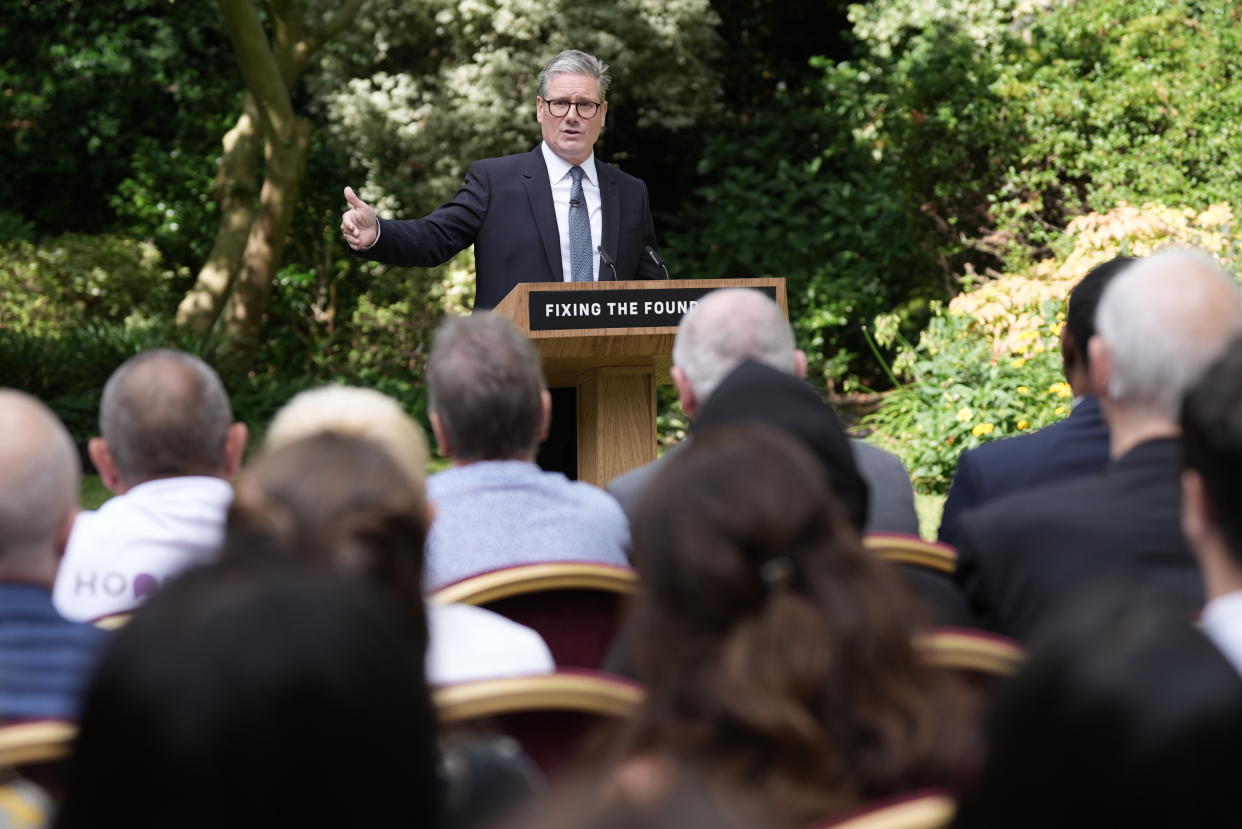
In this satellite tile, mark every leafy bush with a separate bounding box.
[867,202,1241,492]
[0,234,182,338]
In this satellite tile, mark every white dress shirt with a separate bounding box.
[425,602,555,686]
[541,141,602,282]
[1202,590,1242,677]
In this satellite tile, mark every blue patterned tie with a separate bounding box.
[568,166,592,282]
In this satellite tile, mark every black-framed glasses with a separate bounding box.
[540,98,602,119]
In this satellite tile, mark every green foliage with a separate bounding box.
[315,0,723,218]
[0,0,238,269]
[867,201,1242,492]
[866,305,1068,492]
[0,234,181,338]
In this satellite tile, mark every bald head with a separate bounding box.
[1093,249,1242,423]
[0,390,79,573]
[672,289,800,405]
[98,349,239,487]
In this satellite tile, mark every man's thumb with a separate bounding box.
[344,186,369,211]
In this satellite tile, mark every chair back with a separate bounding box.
[864,534,956,574]
[814,789,955,829]
[92,612,132,631]
[0,720,76,803]
[432,562,637,669]
[435,670,642,778]
[0,721,75,769]
[914,628,1025,677]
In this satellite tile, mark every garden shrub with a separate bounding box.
[866,202,1241,492]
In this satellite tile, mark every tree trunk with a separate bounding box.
[175,93,261,334]
[183,0,364,370]
[219,116,313,364]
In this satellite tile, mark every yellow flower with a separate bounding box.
[1017,386,1030,394]
[1054,405,1067,416]
[1019,330,1039,342]
[1048,382,1072,398]
[972,422,995,437]
[1010,358,1026,369]
[955,407,973,423]
[1017,419,1030,430]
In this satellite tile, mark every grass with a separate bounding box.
[80,475,111,510]
[915,493,945,542]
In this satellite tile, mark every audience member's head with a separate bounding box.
[0,390,79,584]
[620,423,956,824]
[1091,249,1242,453]
[959,586,1242,827]
[55,559,439,829]
[1062,256,1133,395]
[1181,334,1242,599]
[693,360,869,531]
[671,288,806,417]
[427,314,550,463]
[265,384,430,499]
[223,433,429,649]
[90,349,247,492]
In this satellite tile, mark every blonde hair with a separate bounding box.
[266,386,430,492]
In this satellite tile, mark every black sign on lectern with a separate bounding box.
[528,285,778,332]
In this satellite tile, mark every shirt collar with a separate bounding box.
[540,141,596,186]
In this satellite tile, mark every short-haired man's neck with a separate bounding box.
[430,393,551,468]
[1183,470,1242,603]
[674,350,807,420]
[88,424,247,495]
[0,512,75,589]
[541,140,594,170]
[1089,337,1178,459]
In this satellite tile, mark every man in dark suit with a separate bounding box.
[339,49,664,309]
[1182,335,1242,677]
[937,257,1133,544]
[955,249,1242,641]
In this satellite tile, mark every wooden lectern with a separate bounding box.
[492,278,787,486]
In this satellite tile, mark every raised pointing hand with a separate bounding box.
[340,186,378,250]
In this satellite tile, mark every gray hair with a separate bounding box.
[1095,248,1242,421]
[427,315,546,461]
[539,50,611,99]
[100,349,234,484]
[0,390,78,566]
[672,288,798,401]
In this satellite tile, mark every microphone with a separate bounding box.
[570,198,581,207]
[597,245,618,281]
[644,245,670,280]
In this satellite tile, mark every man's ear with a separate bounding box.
[538,390,552,442]
[1087,335,1111,400]
[793,349,808,380]
[430,411,452,459]
[88,438,126,495]
[671,366,699,419]
[221,422,249,478]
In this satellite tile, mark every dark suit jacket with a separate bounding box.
[955,438,1202,642]
[359,147,662,309]
[938,395,1110,544]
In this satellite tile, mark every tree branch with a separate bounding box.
[308,0,365,53]
[217,0,297,142]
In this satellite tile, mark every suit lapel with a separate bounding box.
[521,147,563,282]
[598,162,620,281]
